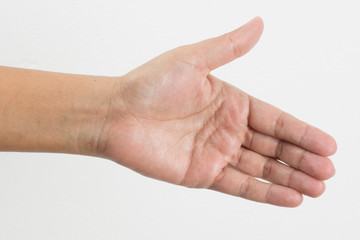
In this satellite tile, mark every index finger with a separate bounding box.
[248,96,337,157]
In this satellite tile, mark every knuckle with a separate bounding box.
[298,124,310,146]
[234,148,245,169]
[265,185,273,203]
[274,111,286,138]
[275,140,285,159]
[287,169,297,187]
[226,33,240,59]
[248,130,255,149]
[262,159,273,179]
[297,150,307,170]
[211,168,226,187]
[238,176,251,198]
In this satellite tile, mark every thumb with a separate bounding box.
[185,17,264,72]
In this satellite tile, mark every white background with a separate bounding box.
[0,0,359,239]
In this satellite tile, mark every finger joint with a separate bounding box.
[275,140,285,160]
[274,111,286,138]
[238,176,251,198]
[262,159,273,179]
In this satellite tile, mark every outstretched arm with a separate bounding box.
[0,17,336,207]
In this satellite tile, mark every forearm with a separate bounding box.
[0,66,117,156]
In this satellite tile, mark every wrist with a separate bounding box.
[66,74,120,157]
[88,75,129,158]
[0,66,123,156]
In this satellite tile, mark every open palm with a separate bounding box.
[103,18,336,207]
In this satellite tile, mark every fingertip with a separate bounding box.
[328,160,336,177]
[288,191,303,208]
[310,181,326,198]
[305,127,337,157]
[305,155,336,180]
[319,158,336,180]
[325,135,337,156]
[190,16,265,71]
[270,187,303,207]
[252,16,264,31]
[243,16,264,37]
[318,132,337,157]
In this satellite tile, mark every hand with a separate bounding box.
[102,17,337,207]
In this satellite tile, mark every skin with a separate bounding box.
[0,17,336,207]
